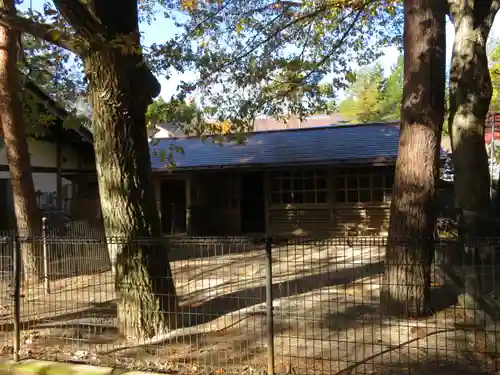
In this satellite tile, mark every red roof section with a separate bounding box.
[253,114,346,131]
[485,112,500,143]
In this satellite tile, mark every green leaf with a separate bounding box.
[165,0,403,122]
[345,71,357,84]
[235,22,243,35]
[50,30,61,42]
[339,56,403,123]
[158,148,167,163]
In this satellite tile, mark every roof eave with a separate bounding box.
[152,156,400,173]
[152,152,447,173]
[24,76,93,144]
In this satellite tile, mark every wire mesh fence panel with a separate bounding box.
[9,235,268,373]
[268,237,386,374]
[165,236,268,372]
[1,234,500,375]
[0,236,14,354]
[14,235,114,364]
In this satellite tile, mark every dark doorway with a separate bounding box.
[0,179,12,230]
[240,171,266,233]
[160,179,186,234]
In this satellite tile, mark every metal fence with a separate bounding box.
[0,233,499,375]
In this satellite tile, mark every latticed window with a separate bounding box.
[270,169,328,204]
[333,167,394,203]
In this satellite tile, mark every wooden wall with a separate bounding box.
[265,166,394,237]
[156,165,395,237]
[267,204,391,237]
[188,171,241,235]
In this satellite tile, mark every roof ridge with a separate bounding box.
[160,121,401,142]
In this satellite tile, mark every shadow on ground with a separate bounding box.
[0,301,115,333]
[179,261,385,327]
[354,358,494,375]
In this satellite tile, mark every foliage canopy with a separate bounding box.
[338,55,403,122]
[149,0,403,129]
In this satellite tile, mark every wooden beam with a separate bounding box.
[0,165,95,173]
[185,174,191,234]
[55,138,63,213]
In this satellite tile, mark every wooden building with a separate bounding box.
[151,123,445,237]
[0,77,96,229]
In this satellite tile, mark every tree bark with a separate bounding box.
[382,0,446,317]
[71,0,178,341]
[0,0,41,283]
[448,0,500,242]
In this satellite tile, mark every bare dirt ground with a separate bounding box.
[0,240,498,375]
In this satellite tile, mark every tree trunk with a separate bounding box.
[0,0,41,283]
[382,0,446,317]
[448,0,500,241]
[79,0,178,341]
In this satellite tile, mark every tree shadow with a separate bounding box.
[108,293,387,369]
[107,292,467,373]
[359,358,493,375]
[167,237,264,262]
[308,302,492,375]
[10,247,488,375]
[2,256,384,354]
[179,261,385,328]
[0,301,115,333]
[427,284,459,313]
[170,239,378,308]
[171,251,265,285]
[114,317,293,369]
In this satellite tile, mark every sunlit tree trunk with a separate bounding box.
[54,0,179,341]
[448,0,500,241]
[382,0,446,317]
[0,0,41,284]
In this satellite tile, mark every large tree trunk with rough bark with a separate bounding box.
[382,0,446,317]
[53,0,179,341]
[0,0,41,283]
[85,49,178,340]
[448,0,500,241]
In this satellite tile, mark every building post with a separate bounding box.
[185,176,191,234]
[264,171,270,234]
[55,137,63,232]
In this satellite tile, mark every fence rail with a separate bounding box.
[0,233,499,375]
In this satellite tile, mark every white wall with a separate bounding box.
[153,127,174,139]
[0,172,71,195]
[148,125,174,140]
[0,138,81,194]
[147,124,186,141]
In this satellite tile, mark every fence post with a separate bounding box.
[12,236,21,362]
[265,236,275,375]
[42,217,50,294]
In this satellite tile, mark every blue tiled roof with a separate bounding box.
[150,123,445,171]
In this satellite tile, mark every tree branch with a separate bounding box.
[0,0,161,102]
[274,10,362,96]
[52,0,106,47]
[53,0,160,100]
[0,9,83,54]
[480,0,500,38]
